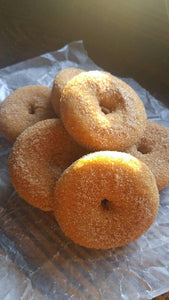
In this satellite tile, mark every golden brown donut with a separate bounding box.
[60,71,147,151]
[0,85,56,143]
[50,67,84,116]
[53,151,159,249]
[9,118,86,211]
[125,120,169,191]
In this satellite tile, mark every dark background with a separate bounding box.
[0,0,169,107]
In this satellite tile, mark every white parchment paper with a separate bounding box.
[0,40,169,300]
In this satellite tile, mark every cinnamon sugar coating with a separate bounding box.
[9,119,86,211]
[60,71,147,151]
[0,85,56,142]
[54,151,159,249]
[50,67,84,117]
[125,120,169,191]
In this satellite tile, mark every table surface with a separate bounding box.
[0,1,169,299]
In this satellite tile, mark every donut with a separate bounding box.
[0,85,56,143]
[125,120,169,191]
[60,71,147,151]
[9,118,86,211]
[53,151,159,249]
[50,67,84,116]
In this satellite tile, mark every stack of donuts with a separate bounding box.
[1,68,169,249]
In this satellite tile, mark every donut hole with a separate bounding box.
[100,99,121,115]
[101,106,112,115]
[137,144,151,154]
[99,92,124,115]
[101,199,110,210]
[29,105,35,115]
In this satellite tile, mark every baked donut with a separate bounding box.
[125,120,169,191]
[0,85,56,143]
[9,118,86,211]
[50,67,84,116]
[53,151,159,249]
[60,71,147,151]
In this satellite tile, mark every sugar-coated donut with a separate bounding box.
[60,71,147,151]
[50,67,84,117]
[9,119,86,211]
[125,120,169,191]
[53,151,159,249]
[0,85,56,143]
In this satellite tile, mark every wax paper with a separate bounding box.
[0,40,169,300]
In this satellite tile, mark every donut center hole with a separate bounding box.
[29,105,35,114]
[137,144,151,154]
[101,199,109,210]
[100,96,121,115]
[101,106,111,115]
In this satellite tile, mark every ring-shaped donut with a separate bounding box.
[0,85,56,142]
[9,119,86,211]
[60,71,147,151]
[125,120,169,191]
[53,151,159,249]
